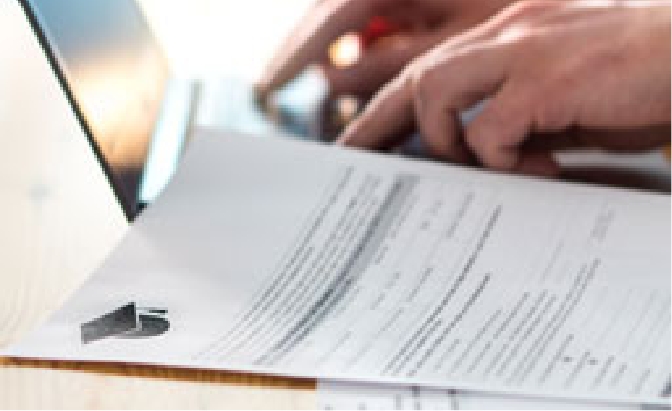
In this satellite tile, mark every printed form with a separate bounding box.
[3,131,670,406]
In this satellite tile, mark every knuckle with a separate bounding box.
[529,82,572,131]
[408,61,441,102]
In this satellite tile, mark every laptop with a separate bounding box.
[18,0,337,221]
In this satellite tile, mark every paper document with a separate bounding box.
[317,381,635,409]
[4,130,670,406]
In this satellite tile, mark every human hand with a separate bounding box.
[256,0,517,99]
[339,0,672,176]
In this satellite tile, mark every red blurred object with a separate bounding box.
[359,16,404,48]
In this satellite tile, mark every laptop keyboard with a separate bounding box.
[195,74,329,141]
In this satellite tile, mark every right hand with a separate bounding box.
[338,0,672,175]
[256,0,519,99]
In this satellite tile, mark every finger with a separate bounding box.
[257,0,376,94]
[338,9,520,153]
[513,151,561,177]
[337,72,414,149]
[413,87,470,162]
[464,83,536,171]
[323,33,442,96]
[413,46,508,163]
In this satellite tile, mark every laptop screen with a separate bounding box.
[20,0,170,219]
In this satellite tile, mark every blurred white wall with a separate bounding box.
[138,0,313,80]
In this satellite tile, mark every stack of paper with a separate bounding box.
[3,131,670,408]
[316,381,636,409]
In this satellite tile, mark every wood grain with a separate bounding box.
[0,357,315,409]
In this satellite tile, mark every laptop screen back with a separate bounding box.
[21,0,170,219]
[1,0,128,256]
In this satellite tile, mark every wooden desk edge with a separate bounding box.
[0,356,316,390]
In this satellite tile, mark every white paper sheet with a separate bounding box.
[3,130,670,406]
[316,381,637,410]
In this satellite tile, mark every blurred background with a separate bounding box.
[138,0,312,80]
